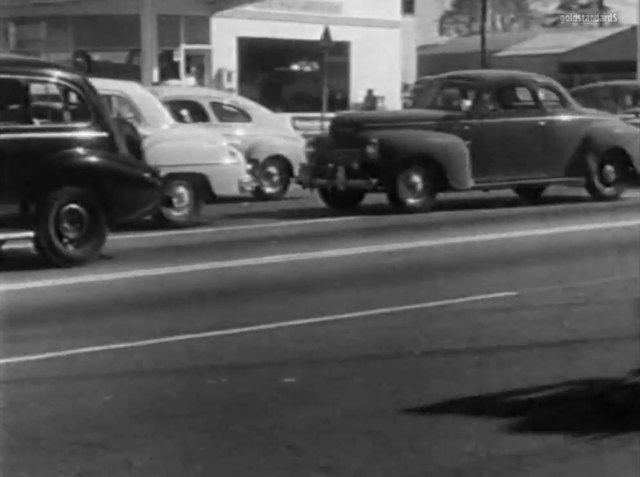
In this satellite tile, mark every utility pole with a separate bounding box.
[319,26,332,134]
[480,0,488,68]
[597,0,604,27]
[637,0,640,80]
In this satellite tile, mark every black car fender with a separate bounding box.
[368,130,474,190]
[23,148,161,224]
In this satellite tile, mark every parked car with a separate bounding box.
[571,80,640,128]
[152,86,307,201]
[299,69,640,212]
[0,54,162,266]
[90,78,257,227]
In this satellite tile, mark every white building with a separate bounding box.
[0,0,404,111]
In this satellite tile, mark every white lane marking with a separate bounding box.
[113,216,360,240]
[0,292,516,366]
[2,218,640,293]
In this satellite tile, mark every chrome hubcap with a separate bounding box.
[163,184,192,217]
[600,163,617,186]
[261,164,283,194]
[398,170,426,205]
[57,203,89,247]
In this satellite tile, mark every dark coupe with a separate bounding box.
[0,54,162,266]
[300,70,640,212]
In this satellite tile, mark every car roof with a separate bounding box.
[90,76,147,94]
[429,69,554,84]
[571,80,640,92]
[152,85,234,101]
[0,53,79,77]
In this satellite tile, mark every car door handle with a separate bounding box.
[537,120,547,126]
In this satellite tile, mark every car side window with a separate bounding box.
[102,94,143,126]
[430,83,478,111]
[210,102,252,123]
[0,77,31,125]
[28,80,91,125]
[536,85,567,110]
[165,100,210,124]
[490,84,538,111]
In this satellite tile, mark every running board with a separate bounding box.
[472,178,586,191]
[0,230,34,243]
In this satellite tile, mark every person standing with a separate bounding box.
[363,89,378,111]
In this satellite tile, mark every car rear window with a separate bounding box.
[210,102,252,123]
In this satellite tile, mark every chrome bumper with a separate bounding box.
[296,164,377,191]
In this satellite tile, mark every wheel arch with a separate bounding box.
[394,154,450,193]
[162,172,216,203]
[374,131,473,190]
[22,172,111,227]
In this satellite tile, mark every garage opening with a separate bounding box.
[238,37,350,113]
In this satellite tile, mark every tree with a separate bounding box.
[438,0,535,37]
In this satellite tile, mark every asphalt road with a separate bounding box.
[1,187,640,477]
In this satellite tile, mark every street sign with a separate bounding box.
[320,25,333,50]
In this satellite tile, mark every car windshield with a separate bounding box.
[132,85,177,129]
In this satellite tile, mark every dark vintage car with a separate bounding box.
[570,80,640,129]
[0,54,162,267]
[299,70,640,212]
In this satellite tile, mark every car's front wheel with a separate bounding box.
[157,178,202,228]
[387,163,438,213]
[34,186,108,267]
[318,187,366,212]
[253,157,292,201]
[585,151,626,201]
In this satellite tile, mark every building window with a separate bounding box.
[402,0,415,16]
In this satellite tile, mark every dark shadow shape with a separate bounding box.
[403,373,640,438]
[0,249,113,272]
[220,194,594,221]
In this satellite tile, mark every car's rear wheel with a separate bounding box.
[318,187,366,212]
[157,178,202,228]
[387,163,438,213]
[585,151,626,201]
[514,186,546,204]
[253,157,292,201]
[34,187,108,267]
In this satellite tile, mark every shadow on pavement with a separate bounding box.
[402,372,640,438]
[221,194,592,222]
[0,249,114,273]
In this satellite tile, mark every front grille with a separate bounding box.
[330,148,363,164]
[311,147,375,181]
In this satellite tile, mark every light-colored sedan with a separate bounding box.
[153,86,307,200]
[90,78,256,227]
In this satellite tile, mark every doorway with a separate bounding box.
[181,47,212,87]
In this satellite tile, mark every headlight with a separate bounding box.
[364,138,380,160]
